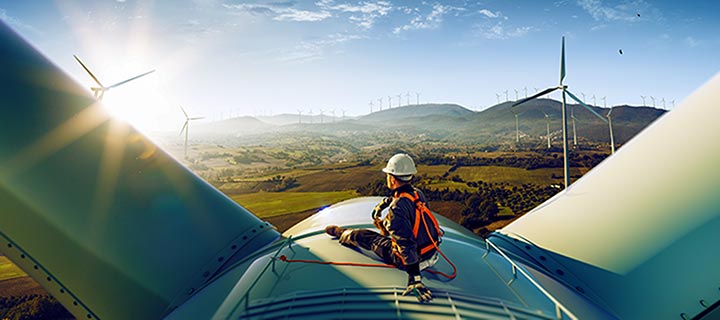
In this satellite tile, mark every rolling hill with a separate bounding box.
[185,101,666,147]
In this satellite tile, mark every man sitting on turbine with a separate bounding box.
[325,153,442,303]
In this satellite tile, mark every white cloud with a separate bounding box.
[685,36,699,47]
[393,3,465,34]
[223,2,331,22]
[316,0,393,29]
[478,9,500,19]
[274,9,331,21]
[0,8,42,36]
[576,0,656,22]
[476,21,533,40]
[277,32,365,63]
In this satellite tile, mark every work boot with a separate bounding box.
[325,225,347,238]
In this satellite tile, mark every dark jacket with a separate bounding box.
[384,184,439,266]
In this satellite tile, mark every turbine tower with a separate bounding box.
[388,96,392,109]
[514,89,519,101]
[378,98,383,111]
[592,94,597,106]
[650,96,656,108]
[504,90,509,102]
[607,107,615,154]
[415,92,420,105]
[661,98,666,109]
[397,94,402,107]
[369,101,374,113]
[513,36,608,188]
[330,109,336,123]
[524,86,528,98]
[406,92,411,105]
[495,93,501,104]
[510,108,521,143]
[73,55,155,100]
[297,109,303,124]
[542,111,551,149]
[602,96,607,108]
[341,109,347,120]
[640,95,646,106]
[571,105,577,146]
[308,109,314,124]
[179,106,204,159]
[319,109,324,124]
[581,92,586,101]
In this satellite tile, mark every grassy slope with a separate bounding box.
[232,190,359,218]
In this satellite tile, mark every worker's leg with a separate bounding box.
[339,229,383,251]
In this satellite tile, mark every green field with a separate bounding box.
[452,166,577,185]
[416,165,452,177]
[232,190,359,218]
[0,256,27,282]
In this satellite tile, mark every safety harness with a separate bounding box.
[393,190,443,258]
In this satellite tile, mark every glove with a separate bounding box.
[371,197,392,219]
[402,275,433,303]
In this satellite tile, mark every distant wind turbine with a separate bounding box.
[297,109,303,124]
[602,96,607,108]
[542,111,552,149]
[581,92,586,101]
[369,101,374,113]
[592,94,597,106]
[650,96,656,108]
[330,109,336,123]
[179,106,203,159]
[504,90,509,102]
[415,92,420,105]
[319,109,325,124]
[514,89,519,101]
[73,54,155,100]
[388,96,392,109]
[661,98,666,109]
[640,95,646,106]
[378,98,383,111]
[397,94,402,107]
[513,36,608,188]
[510,108,522,143]
[495,93,500,104]
[406,92,410,105]
[524,87,528,98]
[341,109,347,120]
[671,99,675,109]
[607,107,615,154]
[308,109,314,124]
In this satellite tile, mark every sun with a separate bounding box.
[99,71,178,134]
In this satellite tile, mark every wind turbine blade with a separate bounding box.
[190,117,204,120]
[560,37,566,83]
[513,87,559,107]
[73,54,104,87]
[566,90,608,123]
[180,106,189,119]
[107,70,155,89]
[180,121,188,135]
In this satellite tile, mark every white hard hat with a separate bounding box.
[382,153,417,177]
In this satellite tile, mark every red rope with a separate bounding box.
[279,255,396,268]
[420,210,457,280]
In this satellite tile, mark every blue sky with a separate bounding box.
[1,0,718,131]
